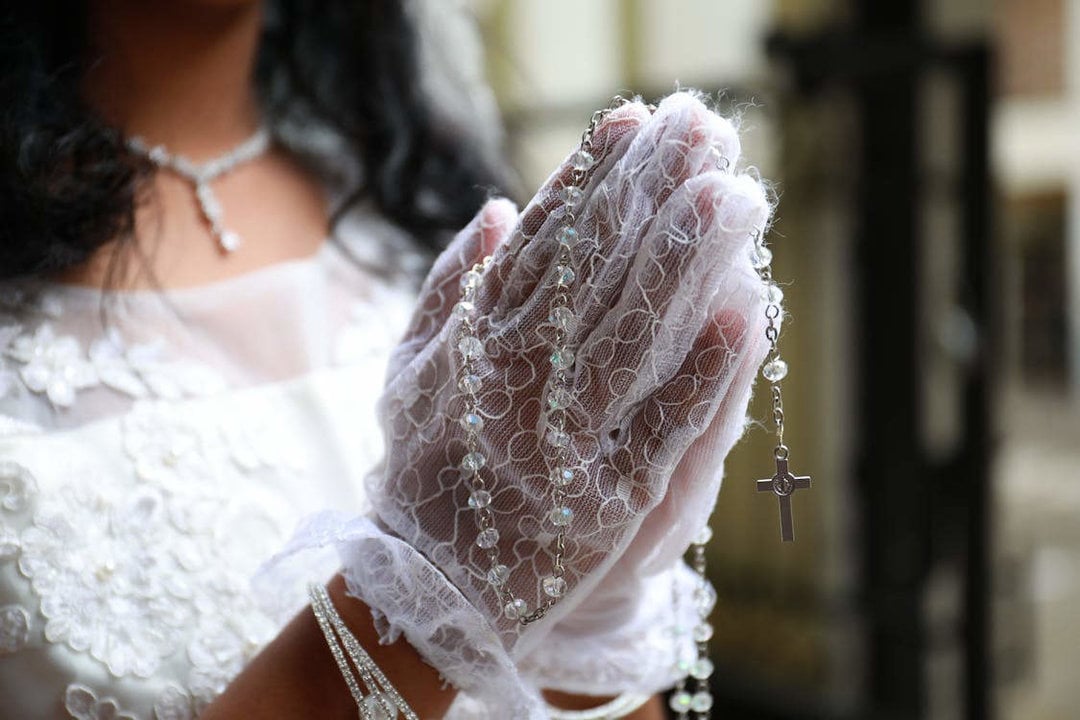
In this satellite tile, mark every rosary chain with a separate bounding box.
[752,231,790,458]
[451,96,652,626]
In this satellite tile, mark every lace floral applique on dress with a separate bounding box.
[64,684,138,720]
[0,604,31,654]
[0,460,36,512]
[64,682,197,720]
[152,685,195,720]
[0,462,34,656]
[0,459,31,567]
[14,398,303,708]
[19,476,194,677]
[2,323,227,411]
[6,325,98,408]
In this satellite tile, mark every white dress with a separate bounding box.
[0,207,427,719]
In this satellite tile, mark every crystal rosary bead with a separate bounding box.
[542,575,567,598]
[546,387,572,411]
[764,283,784,305]
[460,451,486,473]
[689,657,714,680]
[460,412,484,432]
[476,528,500,549]
[549,349,574,371]
[126,126,271,254]
[749,244,773,270]
[670,691,693,714]
[551,467,575,486]
[487,564,510,587]
[762,357,788,382]
[556,226,580,246]
[555,265,576,287]
[690,692,714,713]
[457,336,484,359]
[503,598,527,620]
[669,529,716,720]
[570,149,595,171]
[548,506,573,527]
[549,306,576,332]
[558,185,584,206]
[468,490,492,509]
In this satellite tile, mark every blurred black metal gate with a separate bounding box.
[762,2,995,719]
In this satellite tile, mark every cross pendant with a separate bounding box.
[756,454,811,542]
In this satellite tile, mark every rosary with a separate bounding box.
[451,101,625,626]
[449,96,812,720]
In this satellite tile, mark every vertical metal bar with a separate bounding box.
[853,1,927,717]
[955,43,993,720]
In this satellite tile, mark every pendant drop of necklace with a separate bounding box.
[126,127,271,254]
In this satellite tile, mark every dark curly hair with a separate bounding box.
[0,0,508,281]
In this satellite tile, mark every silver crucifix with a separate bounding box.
[756,451,811,542]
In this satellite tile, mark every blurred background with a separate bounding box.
[465,1,1080,718]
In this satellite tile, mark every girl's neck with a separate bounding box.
[83,0,264,158]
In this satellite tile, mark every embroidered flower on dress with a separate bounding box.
[3,319,228,413]
[0,524,19,560]
[19,482,188,678]
[6,324,98,408]
[0,604,31,654]
[18,399,294,695]
[122,405,212,489]
[89,331,149,399]
[153,685,194,720]
[187,612,276,712]
[0,460,37,512]
[64,683,137,720]
[0,324,23,400]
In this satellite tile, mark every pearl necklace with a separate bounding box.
[126,127,272,253]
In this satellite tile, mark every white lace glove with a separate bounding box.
[309,92,771,716]
[517,96,773,696]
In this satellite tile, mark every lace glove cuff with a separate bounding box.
[518,559,704,696]
[261,511,547,719]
